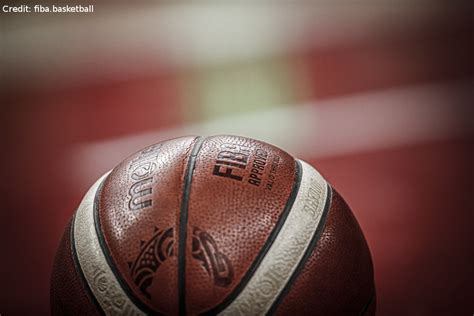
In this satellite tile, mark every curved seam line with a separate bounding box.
[359,290,376,316]
[201,159,303,315]
[70,213,106,316]
[266,183,333,315]
[178,136,206,316]
[93,174,158,315]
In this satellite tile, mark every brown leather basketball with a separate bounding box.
[51,135,375,315]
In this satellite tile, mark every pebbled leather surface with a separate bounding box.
[51,135,374,315]
[98,136,198,314]
[274,189,375,316]
[50,219,101,316]
[185,135,296,314]
[218,160,329,316]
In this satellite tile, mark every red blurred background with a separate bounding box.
[2,2,473,315]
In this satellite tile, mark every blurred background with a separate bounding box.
[2,2,473,315]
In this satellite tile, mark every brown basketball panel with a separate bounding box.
[96,136,198,314]
[184,135,298,314]
[274,189,375,315]
[50,219,101,316]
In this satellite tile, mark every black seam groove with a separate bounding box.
[70,213,106,316]
[179,136,206,316]
[201,159,303,316]
[266,182,333,315]
[93,175,158,315]
[359,290,376,316]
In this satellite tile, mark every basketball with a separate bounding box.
[51,135,375,315]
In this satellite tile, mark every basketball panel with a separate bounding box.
[97,136,198,314]
[50,219,101,316]
[274,189,375,315]
[185,135,298,314]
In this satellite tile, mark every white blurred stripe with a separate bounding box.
[3,3,440,87]
[70,81,473,185]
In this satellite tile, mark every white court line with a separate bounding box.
[70,81,472,186]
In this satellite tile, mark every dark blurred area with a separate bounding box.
[1,2,473,315]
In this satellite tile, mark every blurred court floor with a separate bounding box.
[2,2,473,315]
